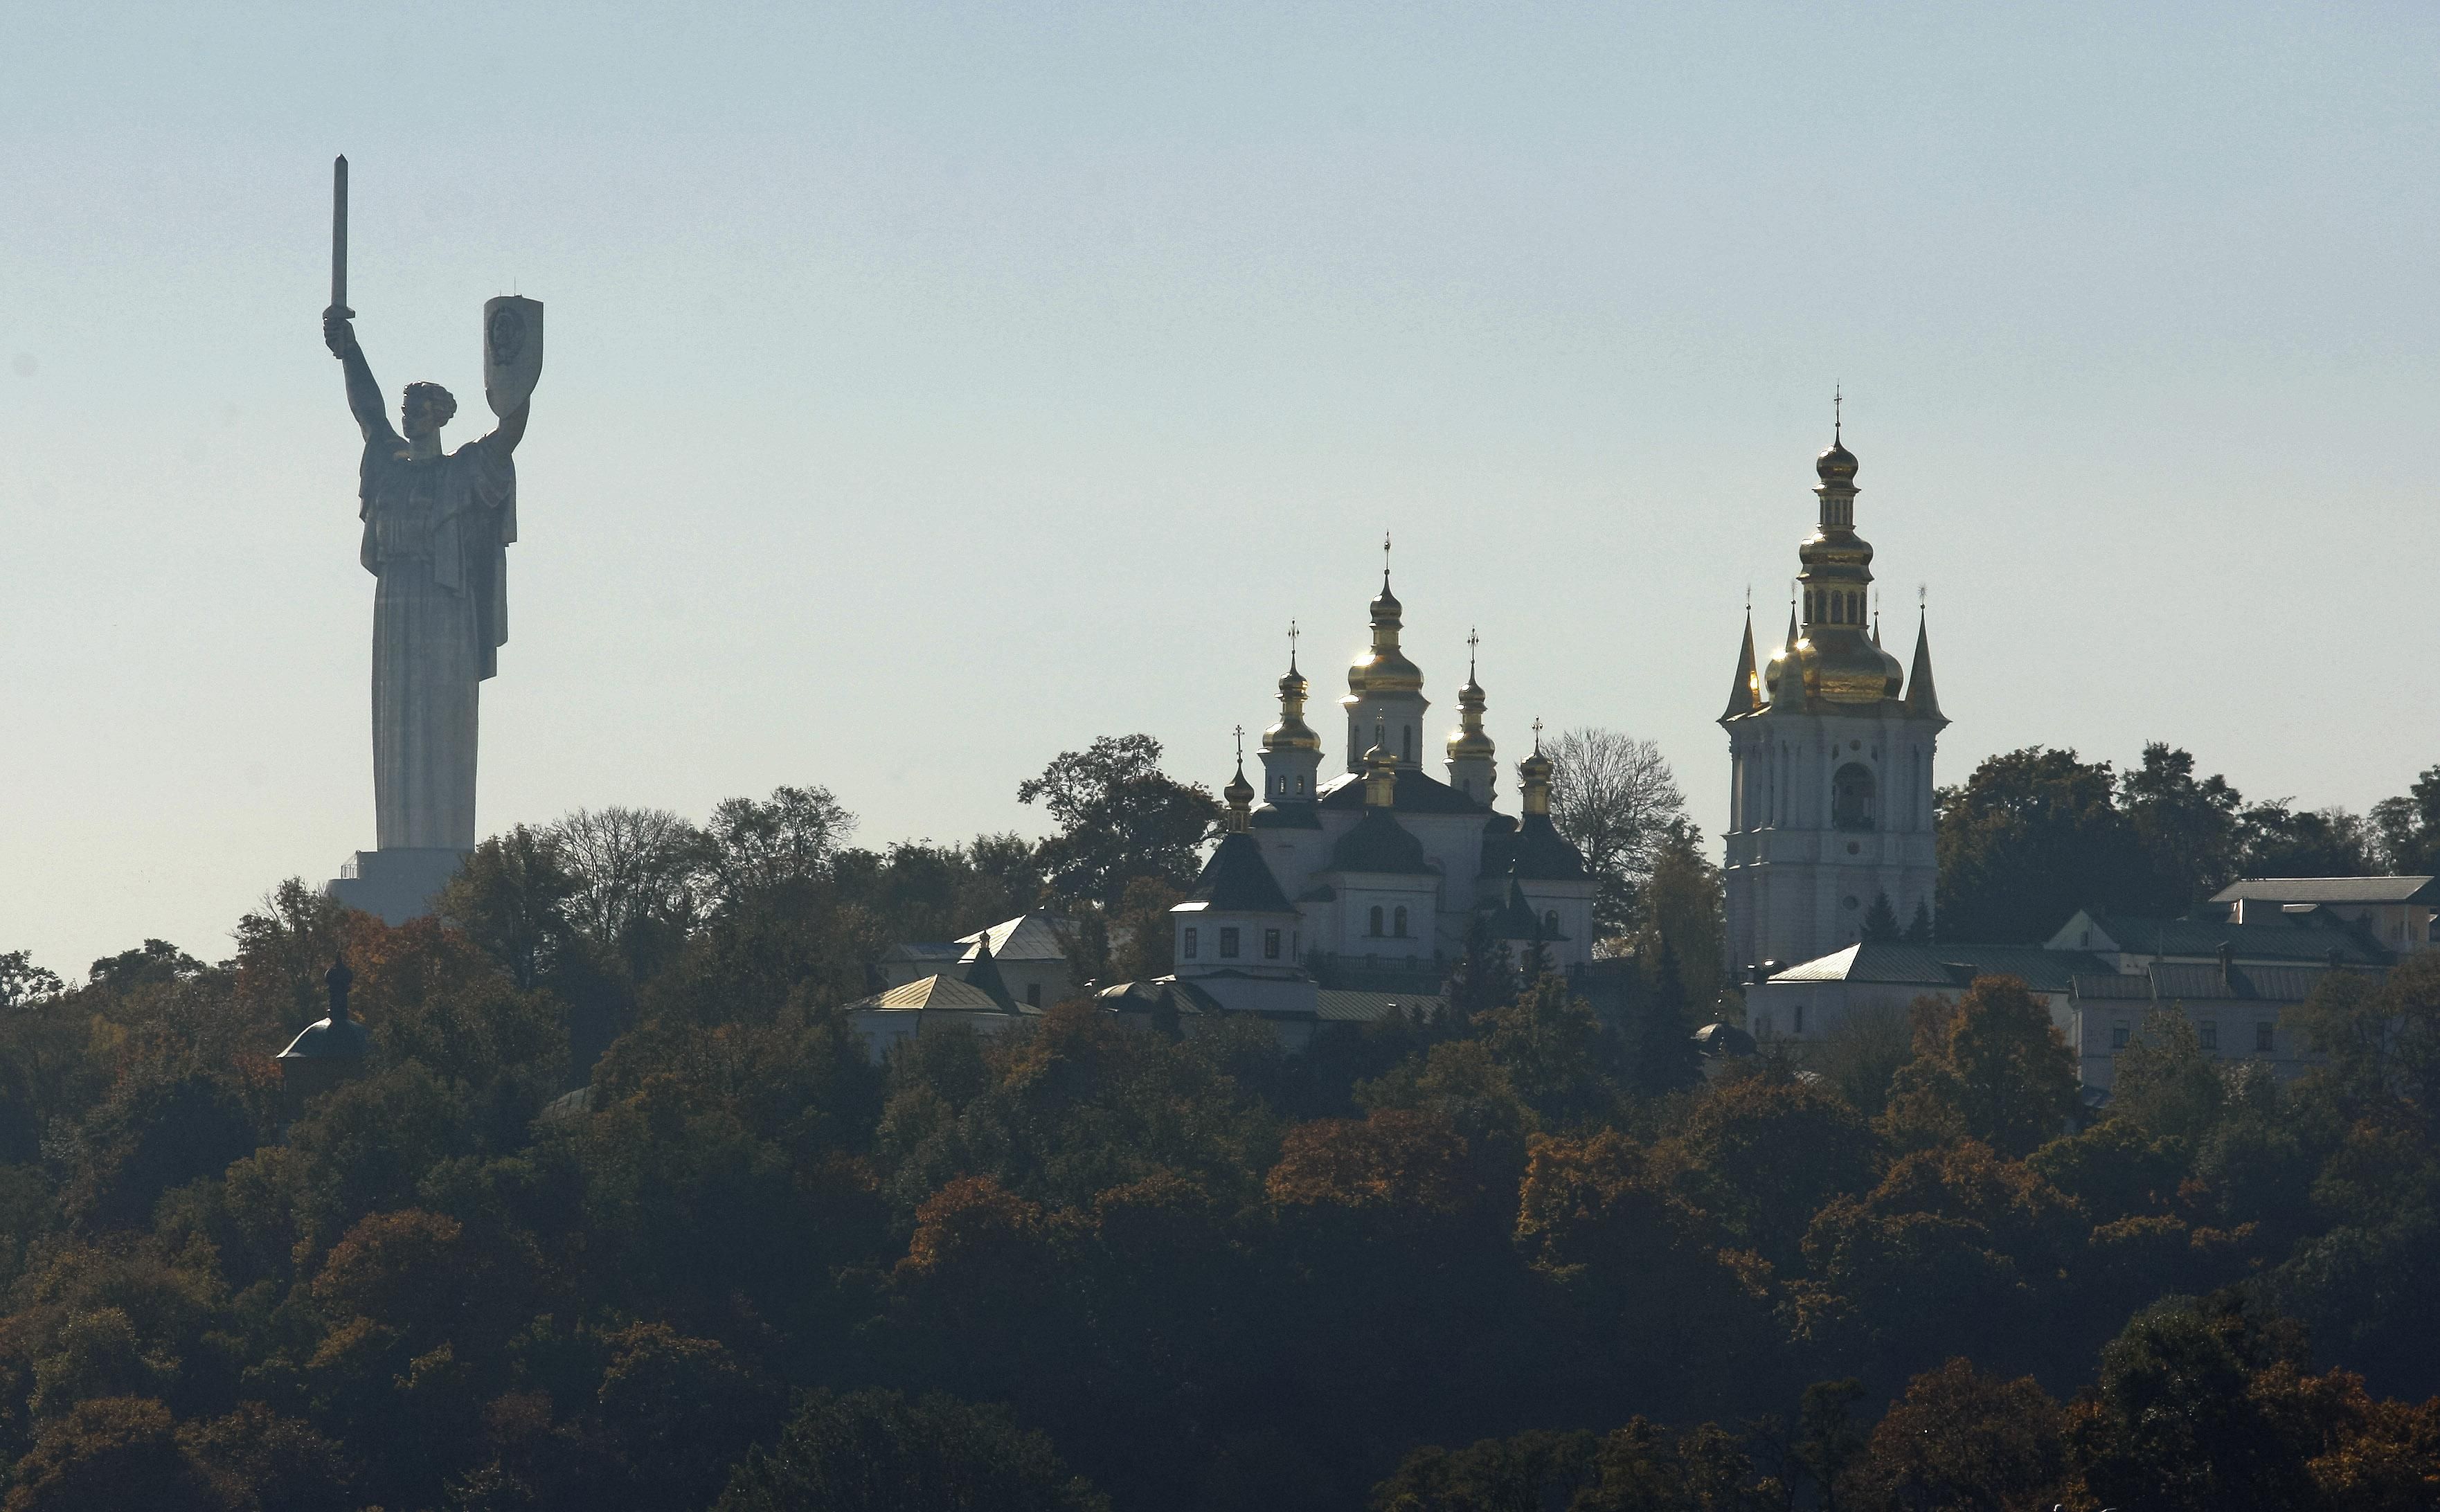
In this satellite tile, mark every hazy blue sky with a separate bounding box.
[6,3,2437,975]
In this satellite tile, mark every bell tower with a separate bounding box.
[1719,419,1946,978]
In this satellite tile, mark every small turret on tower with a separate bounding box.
[1341,538,1430,772]
[1259,624,1325,809]
[1223,728,1255,834]
[1518,721,1554,818]
[1445,629,1498,804]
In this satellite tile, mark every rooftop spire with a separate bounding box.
[1722,606,1761,720]
[1905,602,1946,725]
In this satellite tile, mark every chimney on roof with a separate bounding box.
[2217,941,2234,989]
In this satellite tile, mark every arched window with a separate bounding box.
[1393,906,1409,938]
[1545,910,1561,937]
[1368,906,1383,937]
[1832,762,1876,832]
[1402,726,1414,764]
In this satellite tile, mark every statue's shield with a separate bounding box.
[483,296,544,417]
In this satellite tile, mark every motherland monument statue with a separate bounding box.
[319,156,544,923]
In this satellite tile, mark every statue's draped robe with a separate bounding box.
[357,428,515,850]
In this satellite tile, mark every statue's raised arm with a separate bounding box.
[323,306,395,444]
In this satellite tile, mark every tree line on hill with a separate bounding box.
[1933,744,2440,945]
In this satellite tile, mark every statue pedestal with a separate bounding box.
[325,847,467,925]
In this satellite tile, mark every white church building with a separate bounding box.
[1100,567,1597,1041]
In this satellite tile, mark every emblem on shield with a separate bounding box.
[483,296,545,417]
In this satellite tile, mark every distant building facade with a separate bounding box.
[2208,876,2440,955]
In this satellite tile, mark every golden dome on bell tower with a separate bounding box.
[1765,415,1905,707]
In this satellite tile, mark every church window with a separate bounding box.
[1220,928,1241,959]
[1026,984,1041,1007]
[1183,928,1199,960]
[1793,1004,1806,1034]
[1296,775,1307,795]
[1402,726,1414,764]
[2198,1020,2218,1052]
[1832,763,1876,831]
[2111,1020,2129,1049]
[1264,928,1282,960]
[2255,1020,2275,1052]
[1393,906,1410,938]
[1545,910,1561,937]
[1368,906,1383,937]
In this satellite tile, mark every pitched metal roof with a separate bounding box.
[1185,832,1297,914]
[884,942,965,963]
[2062,910,2387,965]
[1316,989,1447,1023]
[1327,808,1435,875]
[2209,876,2440,906]
[956,913,1075,963]
[850,975,1021,1013]
[2071,960,2367,1006]
[1316,767,1492,815]
[1768,941,2109,993]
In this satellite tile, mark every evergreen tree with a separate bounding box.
[1859,891,1901,944]
[1903,899,1934,944]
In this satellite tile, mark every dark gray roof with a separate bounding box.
[1327,809,1435,875]
[960,942,1019,1010]
[1316,767,1492,816]
[1692,1021,1757,1056]
[1507,814,1587,881]
[1186,833,1297,914]
[885,942,963,963]
[1316,990,1446,1023]
[2072,960,2369,1006]
[278,1016,372,1061]
[1770,941,2108,993]
[2209,876,2440,906]
[2067,911,2387,966]
[1250,802,1325,831]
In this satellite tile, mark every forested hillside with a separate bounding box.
[2,762,2437,1509]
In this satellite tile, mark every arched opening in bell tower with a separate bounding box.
[1832,762,1877,832]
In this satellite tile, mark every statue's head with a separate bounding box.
[400,381,458,440]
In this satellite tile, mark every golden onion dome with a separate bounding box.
[1447,725,1496,761]
[1817,438,1858,485]
[1447,669,1494,760]
[1223,763,1255,807]
[1264,656,1323,752]
[1765,625,1905,708]
[1348,572,1424,694]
